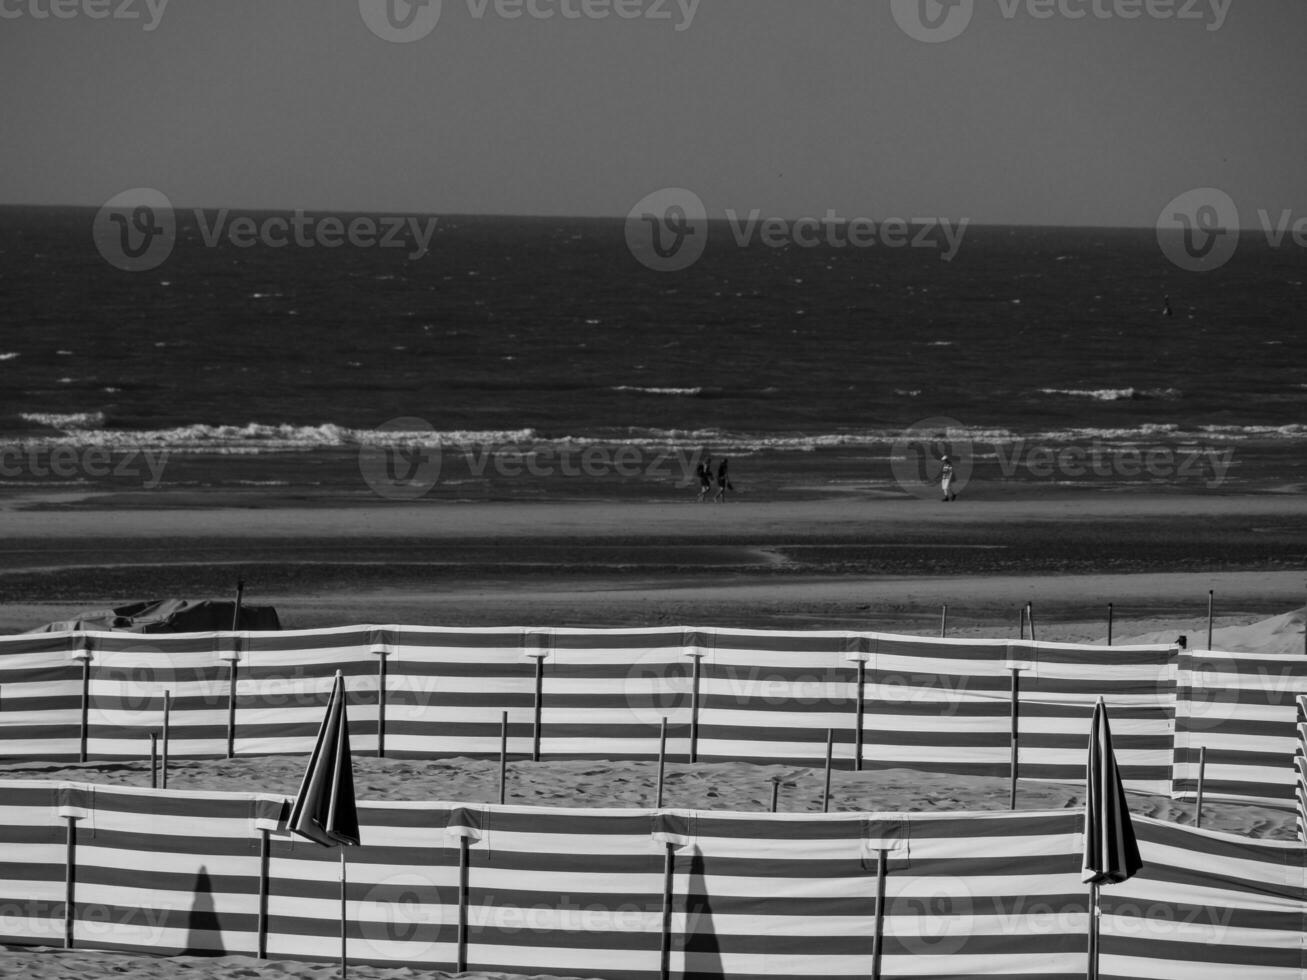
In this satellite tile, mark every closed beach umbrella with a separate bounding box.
[288,670,360,978]
[289,670,361,847]
[1082,697,1142,979]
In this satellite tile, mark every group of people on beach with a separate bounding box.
[696,456,732,502]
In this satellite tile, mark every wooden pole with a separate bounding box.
[939,604,948,638]
[376,651,388,759]
[656,717,667,809]
[1107,604,1113,647]
[531,656,544,762]
[1018,607,1025,641]
[457,836,470,972]
[1009,669,1021,810]
[689,654,703,763]
[498,711,508,806]
[769,775,781,813]
[340,849,348,979]
[1027,602,1036,642]
[226,649,238,760]
[822,728,834,813]
[149,732,158,789]
[79,656,90,763]
[257,829,270,959]
[870,848,888,980]
[63,816,76,949]
[232,578,245,630]
[853,660,866,772]
[659,841,675,980]
[1207,590,1214,649]
[161,690,171,789]
[1195,745,1207,829]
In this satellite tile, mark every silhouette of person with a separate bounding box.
[713,458,732,503]
[940,455,957,502]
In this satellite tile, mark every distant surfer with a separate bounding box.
[940,455,957,502]
[1162,295,1173,318]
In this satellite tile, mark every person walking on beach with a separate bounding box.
[696,456,713,502]
[713,458,732,503]
[940,455,957,501]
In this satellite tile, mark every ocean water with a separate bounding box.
[2,206,1304,495]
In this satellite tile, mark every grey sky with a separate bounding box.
[2,0,1303,225]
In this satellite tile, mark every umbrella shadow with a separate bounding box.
[186,865,224,955]
[681,849,724,980]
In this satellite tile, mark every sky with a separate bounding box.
[2,0,1304,226]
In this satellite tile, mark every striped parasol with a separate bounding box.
[1083,697,1142,979]
[1082,697,1142,885]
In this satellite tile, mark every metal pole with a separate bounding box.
[853,660,865,773]
[457,836,470,972]
[939,604,948,638]
[689,654,703,763]
[659,841,675,980]
[870,848,888,980]
[498,711,508,806]
[531,656,544,762]
[1195,745,1207,829]
[1107,604,1113,647]
[257,829,270,959]
[1086,881,1099,980]
[376,651,388,759]
[63,816,76,949]
[822,728,834,813]
[656,717,667,809]
[1009,669,1020,810]
[162,690,171,790]
[149,732,158,789]
[1207,590,1214,649]
[340,849,347,979]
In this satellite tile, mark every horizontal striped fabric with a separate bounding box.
[0,627,1181,793]
[1296,696,1307,842]
[0,779,1301,978]
[1172,649,1307,808]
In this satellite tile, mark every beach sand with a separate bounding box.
[0,490,1303,978]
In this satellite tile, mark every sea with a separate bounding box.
[2,205,1304,499]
